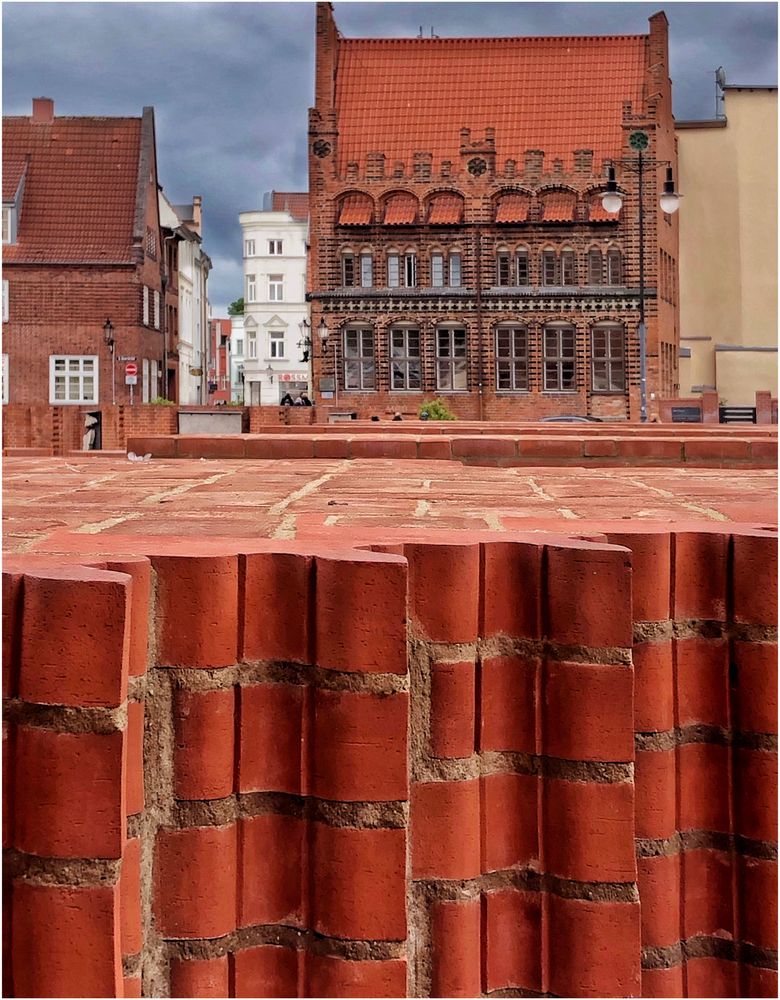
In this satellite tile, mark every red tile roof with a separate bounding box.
[588,197,618,222]
[334,35,647,173]
[540,191,577,222]
[2,115,143,264]
[427,193,463,224]
[495,193,530,223]
[338,193,373,225]
[383,192,418,225]
[271,191,309,221]
[3,154,27,200]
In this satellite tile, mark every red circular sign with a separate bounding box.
[125,363,138,376]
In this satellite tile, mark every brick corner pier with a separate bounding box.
[3,525,777,997]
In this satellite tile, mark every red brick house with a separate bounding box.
[208,317,232,402]
[2,98,166,407]
[308,4,679,419]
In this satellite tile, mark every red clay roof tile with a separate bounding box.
[495,193,531,223]
[271,191,308,221]
[427,193,463,224]
[540,191,577,222]
[338,193,373,225]
[588,197,617,222]
[383,192,418,225]
[334,35,647,173]
[2,115,142,264]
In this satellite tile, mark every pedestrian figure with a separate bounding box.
[280,392,294,406]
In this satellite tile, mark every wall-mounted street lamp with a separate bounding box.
[264,363,275,384]
[103,318,116,405]
[317,318,329,352]
[601,130,681,422]
[298,318,312,362]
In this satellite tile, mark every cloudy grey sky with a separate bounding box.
[3,1,777,315]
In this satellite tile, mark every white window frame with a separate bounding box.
[269,274,284,302]
[247,331,257,359]
[403,252,417,288]
[246,274,257,303]
[244,239,256,257]
[142,285,150,325]
[269,239,283,255]
[431,253,445,288]
[142,358,150,403]
[153,290,160,330]
[390,327,421,391]
[360,253,373,288]
[436,327,468,392]
[2,206,12,244]
[591,324,626,393]
[269,330,285,359]
[449,253,462,288]
[495,326,529,392]
[1,354,8,404]
[543,325,577,392]
[2,280,8,323]
[49,355,99,404]
[387,253,400,288]
[343,327,376,390]
[234,338,244,357]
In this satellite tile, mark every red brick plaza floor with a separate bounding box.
[3,454,776,554]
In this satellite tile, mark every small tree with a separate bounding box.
[418,398,457,421]
[228,297,244,316]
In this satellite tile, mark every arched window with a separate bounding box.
[606,248,623,286]
[587,248,604,286]
[382,192,419,225]
[338,192,373,226]
[495,192,531,223]
[540,190,577,222]
[561,247,577,286]
[427,192,464,224]
[343,326,376,390]
[541,248,558,286]
[543,324,576,392]
[515,247,530,285]
[436,324,468,391]
[591,324,625,391]
[359,248,373,287]
[496,246,512,286]
[341,249,356,287]
[495,324,529,391]
[390,324,421,390]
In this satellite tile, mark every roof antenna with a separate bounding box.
[715,66,726,119]
[417,25,424,38]
[430,26,439,38]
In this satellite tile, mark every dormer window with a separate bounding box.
[2,206,15,245]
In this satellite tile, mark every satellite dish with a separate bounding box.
[716,66,727,89]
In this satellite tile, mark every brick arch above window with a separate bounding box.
[426,191,464,225]
[381,191,419,225]
[539,189,577,223]
[337,191,374,226]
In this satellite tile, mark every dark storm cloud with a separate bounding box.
[3,1,777,314]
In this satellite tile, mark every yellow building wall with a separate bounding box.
[677,88,777,400]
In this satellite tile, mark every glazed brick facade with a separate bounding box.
[308,4,680,420]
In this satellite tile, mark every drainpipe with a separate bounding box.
[162,233,177,401]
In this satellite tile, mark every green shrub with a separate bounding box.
[150,396,175,406]
[418,398,457,421]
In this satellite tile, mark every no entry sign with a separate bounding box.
[125,362,138,377]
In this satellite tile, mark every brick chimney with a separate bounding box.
[32,97,54,124]
[192,195,202,236]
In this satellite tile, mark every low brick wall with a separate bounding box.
[3,527,777,998]
[124,432,778,468]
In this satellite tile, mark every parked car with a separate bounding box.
[539,415,603,423]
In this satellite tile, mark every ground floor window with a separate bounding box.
[436,327,467,391]
[495,326,529,391]
[49,355,98,404]
[390,327,421,390]
[344,327,376,390]
[591,325,626,391]
[543,327,576,391]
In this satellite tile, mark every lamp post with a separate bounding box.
[601,130,680,422]
[103,318,116,405]
[297,318,312,362]
[317,318,333,406]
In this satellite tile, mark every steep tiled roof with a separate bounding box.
[540,191,577,222]
[2,115,143,263]
[334,35,647,172]
[271,191,309,221]
[383,192,418,225]
[588,197,618,222]
[3,154,27,201]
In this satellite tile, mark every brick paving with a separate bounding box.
[3,455,776,554]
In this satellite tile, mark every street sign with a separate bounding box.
[125,362,138,377]
[125,375,138,386]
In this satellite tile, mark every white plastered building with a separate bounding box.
[239,191,310,405]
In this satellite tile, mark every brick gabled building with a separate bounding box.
[2,98,166,407]
[308,4,679,419]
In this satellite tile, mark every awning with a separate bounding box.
[383,194,418,225]
[338,194,373,225]
[495,194,530,223]
[428,194,463,224]
[541,193,576,222]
